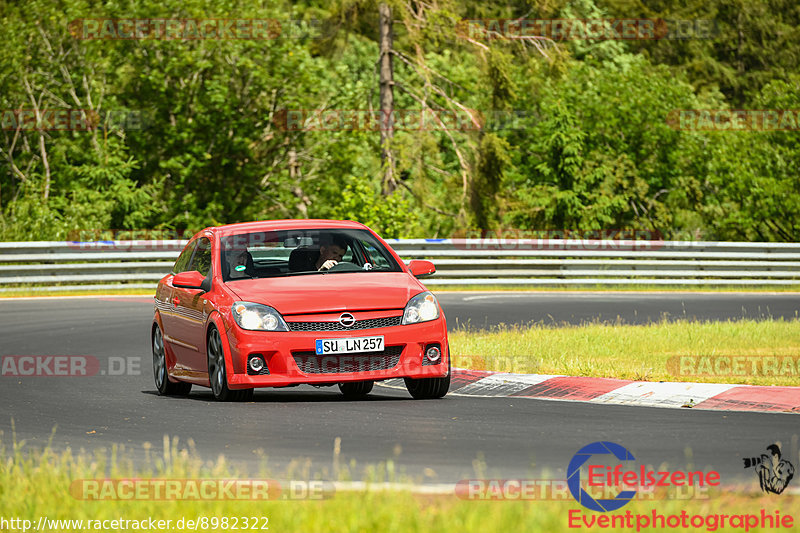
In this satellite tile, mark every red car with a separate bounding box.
[152,220,450,401]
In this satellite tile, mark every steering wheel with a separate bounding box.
[325,261,362,272]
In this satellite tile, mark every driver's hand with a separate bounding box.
[319,260,338,271]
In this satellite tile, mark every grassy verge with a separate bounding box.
[2,439,798,533]
[449,319,800,386]
[0,288,154,298]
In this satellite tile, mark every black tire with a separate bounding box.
[207,326,253,402]
[404,351,451,400]
[338,381,374,398]
[153,323,192,396]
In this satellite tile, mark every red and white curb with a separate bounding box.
[379,370,800,413]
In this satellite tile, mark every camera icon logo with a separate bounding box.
[743,443,795,495]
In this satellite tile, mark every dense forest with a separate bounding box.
[1,0,799,240]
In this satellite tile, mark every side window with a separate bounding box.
[188,237,213,277]
[172,241,196,274]
[361,241,391,269]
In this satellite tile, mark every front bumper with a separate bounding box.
[224,318,449,388]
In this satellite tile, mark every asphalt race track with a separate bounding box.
[1,293,798,485]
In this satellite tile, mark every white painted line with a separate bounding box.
[591,381,738,408]
[460,293,685,301]
[462,294,538,301]
[0,294,152,301]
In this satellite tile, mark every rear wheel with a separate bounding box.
[207,326,252,402]
[153,324,192,396]
[338,381,374,398]
[404,351,450,400]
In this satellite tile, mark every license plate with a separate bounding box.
[315,336,384,355]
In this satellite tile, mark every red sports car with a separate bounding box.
[152,219,450,401]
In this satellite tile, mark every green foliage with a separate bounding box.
[0,0,798,241]
[471,132,511,228]
[503,54,706,234]
[599,0,800,105]
[693,75,800,240]
[324,178,418,238]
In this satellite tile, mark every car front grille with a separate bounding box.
[292,345,404,374]
[286,316,402,331]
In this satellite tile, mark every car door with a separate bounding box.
[160,239,197,373]
[170,236,213,376]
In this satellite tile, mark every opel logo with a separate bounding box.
[339,313,356,327]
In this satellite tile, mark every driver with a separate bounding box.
[315,234,348,271]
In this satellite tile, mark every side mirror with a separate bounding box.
[173,270,207,290]
[408,260,435,278]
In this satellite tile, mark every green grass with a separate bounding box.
[2,437,798,533]
[449,319,800,386]
[0,288,153,298]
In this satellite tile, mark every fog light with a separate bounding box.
[249,356,265,372]
[425,346,441,363]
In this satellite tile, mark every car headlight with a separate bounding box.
[231,302,289,331]
[402,291,440,325]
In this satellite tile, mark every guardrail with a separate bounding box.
[1,239,800,291]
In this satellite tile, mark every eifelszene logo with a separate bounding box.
[568,441,638,512]
[743,443,795,495]
[567,441,720,512]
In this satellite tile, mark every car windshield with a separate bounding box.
[219,228,402,282]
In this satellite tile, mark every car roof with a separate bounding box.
[207,219,369,235]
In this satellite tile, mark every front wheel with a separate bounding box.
[338,381,374,398]
[153,324,192,396]
[404,355,450,400]
[207,326,253,402]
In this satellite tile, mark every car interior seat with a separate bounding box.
[288,247,320,272]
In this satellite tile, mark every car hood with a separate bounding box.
[224,272,424,315]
